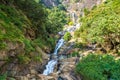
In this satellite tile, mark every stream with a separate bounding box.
[43,23,80,76]
[43,38,64,75]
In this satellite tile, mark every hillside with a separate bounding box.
[0,0,67,79]
[74,0,120,80]
[0,0,50,77]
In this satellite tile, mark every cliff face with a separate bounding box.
[41,0,103,23]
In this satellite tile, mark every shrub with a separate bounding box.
[63,32,71,41]
[76,54,120,80]
[68,21,74,25]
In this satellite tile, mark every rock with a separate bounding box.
[56,57,80,80]
[30,69,37,74]
[0,61,6,67]
[31,78,36,80]
[49,73,58,78]
[35,46,49,60]
[60,57,77,62]
[82,50,95,56]
[17,76,28,80]
[0,50,8,60]
[37,74,56,80]
[26,74,31,78]
[37,74,46,80]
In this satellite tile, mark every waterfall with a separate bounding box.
[54,38,64,55]
[43,60,57,75]
[43,23,80,75]
[43,38,64,75]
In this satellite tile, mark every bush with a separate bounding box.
[63,32,71,41]
[0,73,7,80]
[76,54,120,80]
[68,21,74,25]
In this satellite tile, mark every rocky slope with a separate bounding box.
[0,1,51,79]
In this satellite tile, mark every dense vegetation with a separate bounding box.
[75,0,120,54]
[76,54,120,80]
[75,0,120,80]
[0,0,67,77]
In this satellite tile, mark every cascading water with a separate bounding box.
[43,23,80,75]
[43,38,64,75]
[54,38,64,55]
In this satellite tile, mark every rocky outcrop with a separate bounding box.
[54,57,80,80]
[0,41,49,79]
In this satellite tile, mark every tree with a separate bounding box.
[46,7,68,34]
[76,54,120,80]
[75,0,120,53]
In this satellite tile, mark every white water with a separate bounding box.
[43,38,64,75]
[43,23,80,75]
[54,38,64,55]
[43,60,57,75]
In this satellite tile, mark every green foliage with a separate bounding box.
[84,8,90,16]
[70,0,80,3]
[32,53,42,62]
[68,21,74,26]
[0,4,30,30]
[46,7,68,34]
[17,54,31,64]
[75,0,120,51]
[74,29,81,38]
[63,32,71,41]
[47,37,56,49]
[74,42,86,49]
[33,56,42,62]
[32,36,56,50]
[0,41,6,50]
[0,4,26,50]
[58,4,66,11]
[76,54,120,80]
[34,0,40,3]
[0,73,7,80]
[13,0,48,37]
[0,0,67,66]
[23,39,35,53]
[32,38,45,49]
